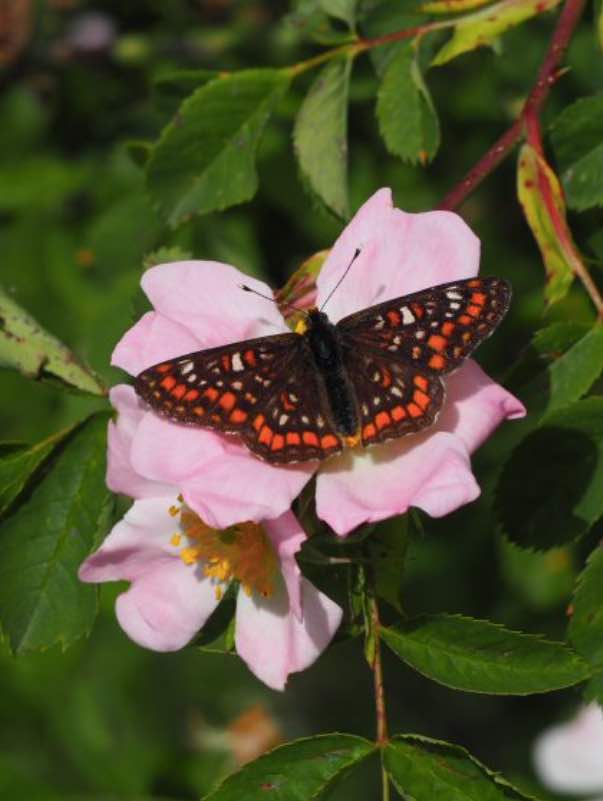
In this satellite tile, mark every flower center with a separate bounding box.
[171,505,278,600]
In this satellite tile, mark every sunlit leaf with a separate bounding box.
[517,143,580,306]
[146,69,290,226]
[0,413,113,653]
[0,287,106,396]
[498,398,603,550]
[376,42,440,164]
[431,0,562,66]
[382,614,590,694]
[275,249,328,322]
[294,57,352,218]
[385,735,538,800]
[203,734,375,800]
[551,94,603,211]
[319,0,357,27]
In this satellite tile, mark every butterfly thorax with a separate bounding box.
[304,309,359,439]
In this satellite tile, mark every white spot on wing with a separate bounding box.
[232,352,244,372]
[446,290,463,300]
[401,307,415,324]
[180,361,194,374]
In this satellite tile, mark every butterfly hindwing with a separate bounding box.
[341,347,445,447]
[240,353,344,464]
[337,277,511,375]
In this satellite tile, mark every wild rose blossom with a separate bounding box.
[533,703,603,799]
[109,188,525,535]
[79,392,342,690]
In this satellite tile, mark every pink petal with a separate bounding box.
[106,385,174,499]
[115,560,219,652]
[533,704,603,795]
[316,431,479,536]
[183,448,313,529]
[112,311,201,376]
[79,497,183,583]
[436,360,526,453]
[264,511,307,621]
[129,412,313,528]
[79,497,220,652]
[316,187,480,322]
[235,577,342,690]
[141,261,289,345]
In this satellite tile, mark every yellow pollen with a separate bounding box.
[294,317,308,335]
[178,508,278,598]
[169,505,181,517]
[170,533,182,547]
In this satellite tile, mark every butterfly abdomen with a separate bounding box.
[305,310,359,437]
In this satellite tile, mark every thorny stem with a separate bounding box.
[368,592,390,801]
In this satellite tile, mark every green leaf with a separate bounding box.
[498,398,603,550]
[368,517,408,613]
[0,287,106,396]
[376,43,440,165]
[385,735,538,800]
[202,734,375,800]
[381,613,591,694]
[431,0,562,67]
[517,143,578,306]
[152,68,216,115]
[293,57,352,219]
[146,69,290,226]
[319,0,357,28]
[0,413,113,653]
[0,427,71,517]
[550,94,603,211]
[568,545,603,704]
[518,324,603,425]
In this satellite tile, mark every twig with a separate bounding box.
[368,593,390,801]
[438,0,588,210]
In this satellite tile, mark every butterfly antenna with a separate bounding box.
[239,284,308,316]
[319,248,361,312]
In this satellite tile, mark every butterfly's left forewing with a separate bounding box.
[135,332,344,464]
[337,277,511,375]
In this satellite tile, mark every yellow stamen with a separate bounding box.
[178,508,278,599]
[294,317,308,335]
[169,505,181,517]
[170,533,182,547]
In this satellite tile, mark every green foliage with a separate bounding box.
[318,0,358,28]
[568,545,603,705]
[293,57,352,218]
[384,736,537,800]
[203,734,375,800]
[551,94,603,211]
[381,614,590,694]
[376,43,440,164]
[431,0,562,66]
[147,70,291,225]
[368,517,408,613]
[498,398,603,550]
[0,288,106,396]
[0,414,112,653]
[0,429,69,517]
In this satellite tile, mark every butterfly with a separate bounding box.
[135,276,511,464]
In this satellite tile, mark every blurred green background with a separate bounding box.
[1,1,602,799]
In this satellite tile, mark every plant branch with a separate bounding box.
[438,0,587,210]
[368,592,390,801]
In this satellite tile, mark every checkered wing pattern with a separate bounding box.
[337,277,511,375]
[341,348,445,447]
[135,333,343,464]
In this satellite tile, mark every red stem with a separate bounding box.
[438,0,587,211]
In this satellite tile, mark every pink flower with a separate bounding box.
[111,188,525,535]
[80,408,342,689]
[533,703,603,798]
